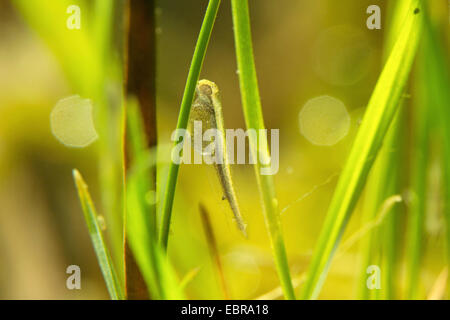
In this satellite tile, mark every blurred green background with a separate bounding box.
[0,0,448,299]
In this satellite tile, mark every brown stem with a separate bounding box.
[123,0,156,300]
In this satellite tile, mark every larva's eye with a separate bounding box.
[198,84,213,96]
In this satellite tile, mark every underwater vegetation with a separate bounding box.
[0,0,448,300]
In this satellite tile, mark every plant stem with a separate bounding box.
[123,0,158,299]
[231,0,295,300]
[159,0,221,249]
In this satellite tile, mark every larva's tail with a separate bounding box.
[215,163,247,238]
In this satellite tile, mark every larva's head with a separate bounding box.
[197,79,219,97]
[189,79,218,135]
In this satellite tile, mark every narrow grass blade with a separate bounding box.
[405,50,430,300]
[357,0,410,300]
[72,170,124,300]
[231,0,295,300]
[123,96,151,299]
[421,5,450,299]
[126,152,184,299]
[159,0,221,249]
[342,195,403,255]
[301,0,424,299]
[126,99,184,299]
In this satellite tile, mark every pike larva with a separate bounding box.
[188,80,247,237]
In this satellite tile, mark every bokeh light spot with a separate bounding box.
[50,95,98,148]
[299,95,350,146]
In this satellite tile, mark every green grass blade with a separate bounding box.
[127,162,184,299]
[72,170,124,300]
[421,6,450,299]
[231,0,295,300]
[405,54,430,299]
[301,0,424,299]
[126,152,185,300]
[159,0,221,249]
[126,99,184,299]
[357,114,404,300]
[124,96,150,299]
[357,0,410,300]
[126,97,157,244]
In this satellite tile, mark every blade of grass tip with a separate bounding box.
[420,4,450,299]
[255,275,306,300]
[341,195,403,257]
[199,203,230,299]
[231,0,295,300]
[159,0,221,249]
[356,0,410,300]
[180,267,202,290]
[72,169,124,300]
[301,0,424,300]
